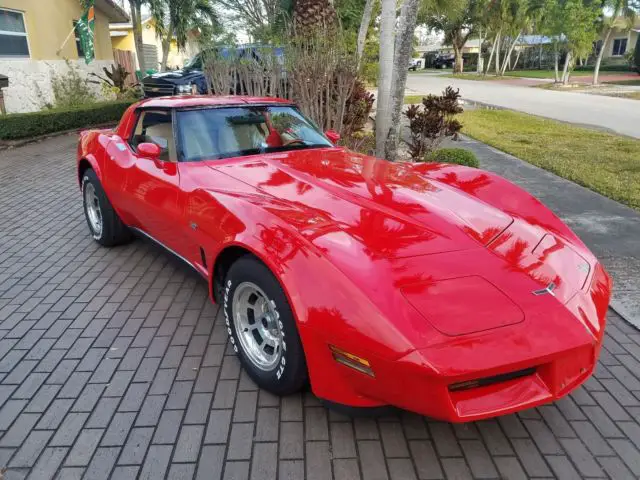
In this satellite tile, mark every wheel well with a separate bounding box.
[211,246,255,303]
[78,159,92,185]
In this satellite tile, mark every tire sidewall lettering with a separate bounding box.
[226,277,286,382]
[82,175,103,241]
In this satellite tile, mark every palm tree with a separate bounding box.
[151,0,219,71]
[593,0,636,84]
[129,0,148,71]
[292,0,337,33]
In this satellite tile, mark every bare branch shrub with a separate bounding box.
[202,26,358,133]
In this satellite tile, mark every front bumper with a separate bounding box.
[305,263,610,422]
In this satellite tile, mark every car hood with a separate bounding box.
[210,148,513,259]
[206,148,603,340]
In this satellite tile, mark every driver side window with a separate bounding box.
[129,110,177,162]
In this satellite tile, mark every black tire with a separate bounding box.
[224,255,308,395]
[82,169,131,247]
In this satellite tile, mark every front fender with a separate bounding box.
[196,188,416,405]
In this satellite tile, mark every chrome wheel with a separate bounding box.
[232,281,283,371]
[84,182,102,237]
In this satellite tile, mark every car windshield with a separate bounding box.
[176,105,334,162]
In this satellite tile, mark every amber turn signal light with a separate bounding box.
[329,345,375,377]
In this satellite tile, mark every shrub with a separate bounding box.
[0,100,135,140]
[342,79,375,138]
[340,131,375,155]
[48,61,96,109]
[424,148,479,168]
[404,87,463,161]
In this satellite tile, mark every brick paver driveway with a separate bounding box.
[1,134,640,480]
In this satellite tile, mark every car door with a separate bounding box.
[108,109,188,256]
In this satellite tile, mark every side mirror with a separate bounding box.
[325,129,341,145]
[138,142,162,159]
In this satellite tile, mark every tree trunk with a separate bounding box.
[593,28,612,85]
[486,31,499,76]
[500,32,520,76]
[453,43,464,74]
[356,0,375,69]
[553,43,559,83]
[129,0,145,72]
[538,44,543,69]
[477,29,484,74]
[494,31,501,75]
[512,48,522,71]
[160,20,173,72]
[562,51,572,85]
[383,0,420,161]
[375,0,395,157]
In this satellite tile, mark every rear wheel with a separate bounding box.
[224,256,308,395]
[82,169,131,247]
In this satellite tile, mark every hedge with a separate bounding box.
[0,100,135,141]
[424,148,480,168]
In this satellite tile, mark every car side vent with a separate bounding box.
[449,367,537,392]
[200,247,207,269]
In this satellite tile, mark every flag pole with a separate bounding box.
[56,24,77,57]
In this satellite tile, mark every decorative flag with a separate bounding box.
[76,1,95,64]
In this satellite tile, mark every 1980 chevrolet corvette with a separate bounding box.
[77,95,611,422]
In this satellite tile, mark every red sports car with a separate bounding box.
[77,95,611,422]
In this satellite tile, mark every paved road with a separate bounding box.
[1,135,640,479]
[406,73,640,138]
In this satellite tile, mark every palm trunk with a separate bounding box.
[593,28,612,85]
[161,19,173,72]
[553,43,559,83]
[562,51,572,85]
[538,44,543,69]
[453,43,464,74]
[375,0,396,157]
[486,31,499,75]
[356,0,375,69]
[129,0,145,71]
[494,31,501,75]
[512,48,522,71]
[477,29,484,74]
[383,0,420,161]
[500,32,520,76]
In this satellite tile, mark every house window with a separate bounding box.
[0,9,30,57]
[73,21,84,58]
[612,38,628,56]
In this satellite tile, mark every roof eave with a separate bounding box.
[96,0,130,23]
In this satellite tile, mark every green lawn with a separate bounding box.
[404,95,425,104]
[459,109,640,211]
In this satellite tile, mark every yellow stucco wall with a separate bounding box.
[111,19,197,69]
[0,0,114,60]
[111,31,136,52]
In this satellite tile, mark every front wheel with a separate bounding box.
[82,169,131,247]
[224,256,308,395]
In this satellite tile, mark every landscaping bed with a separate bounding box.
[459,108,640,211]
[0,100,135,141]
